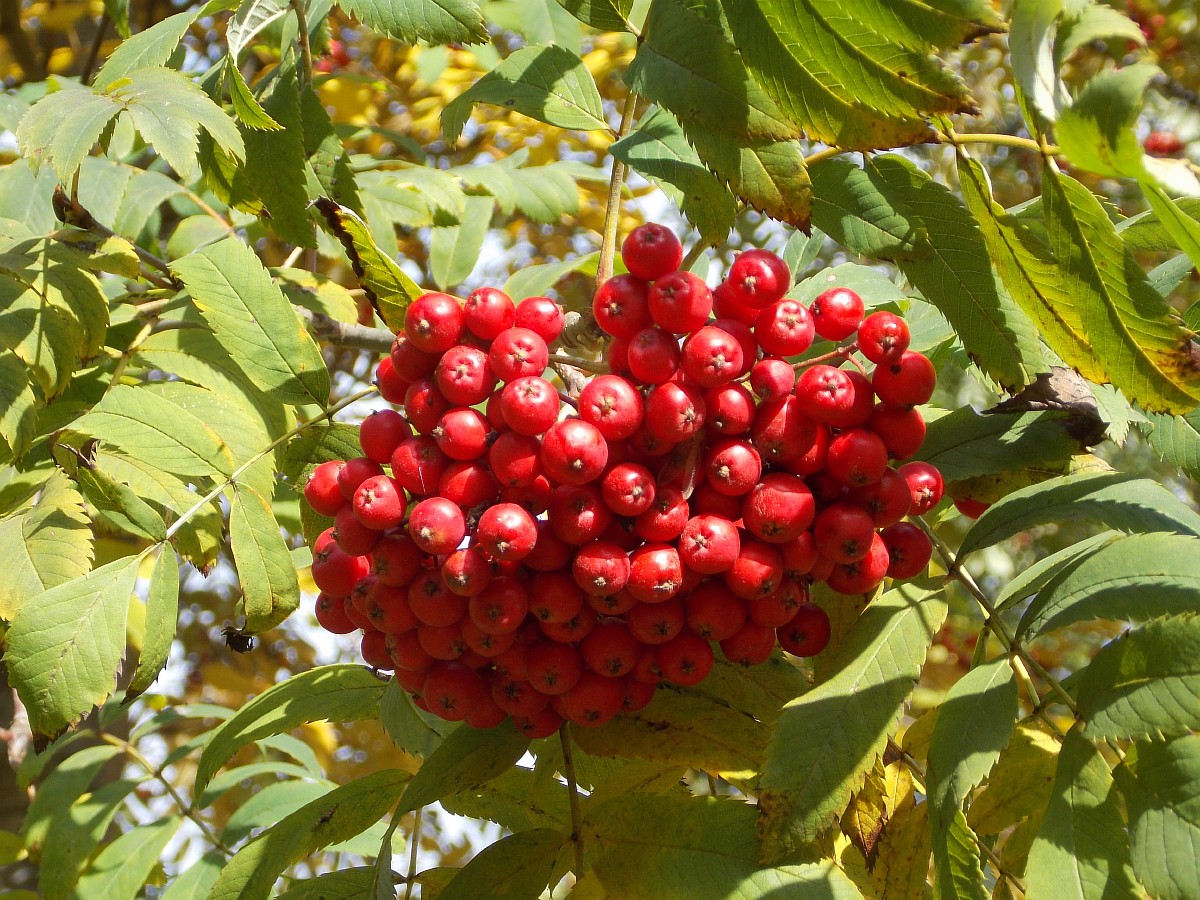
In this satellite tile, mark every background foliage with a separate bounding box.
[1,0,1200,897]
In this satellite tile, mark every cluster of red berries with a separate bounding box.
[303,224,944,736]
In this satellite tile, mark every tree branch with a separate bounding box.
[299,309,395,353]
[596,92,639,288]
[560,722,586,877]
[0,0,42,82]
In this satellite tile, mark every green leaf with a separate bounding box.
[756,585,947,859]
[1119,197,1200,252]
[20,743,122,851]
[333,0,487,44]
[967,725,1060,835]
[1142,182,1200,277]
[1041,168,1200,413]
[1147,409,1200,481]
[207,769,409,900]
[67,817,180,900]
[437,829,564,900]
[994,531,1120,613]
[1077,615,1200,741]
[957,471,1200,559]
[501,253,596,301]
[865,154,1043,390]
[75,463,168,542]
[1057,2,1145,62]
[788,262,907,307]
[315,197,423,333]
[126,546,179,698]
[430,195,493,290]
[225,62,282,131]
[957,152,1114,387]
[198,761,318,808]
[229,484,300,633]
[0,354,37,457]
[442,44,606,143]
[807,157,933,259]
[721,0,978,150]
[16,84,121,185]
[115,67,246,177]
[553,0,631,31]
[64,384,234,478]
[1026,728,1137,900]
[441,766,570,832]
[274,267,361,323]
[624,0,797,142]
[235,63,314,245]
[1008,0,1069,129]
[934,811,988,900]
[159,850,224,900]
[1017,533,1200,638]
[171,236,330,406]
[0,470,92,621]
[39,777,139,899]
[194,664,387,794]
[926,657,1018,891]
[397,719,530,816]
[6,553,141,739]
[95,9,202,86]
[380,677,454,758]
[689,130,812,230]
[227,0,290,60]
[508,164,581,223]
[1116,734,1200,900]
[222,779,331,843]
[277,869,379,899]
[1056,64,1157,179]
[571,686,772,783]
[586,794,864,899]
[913,407,1082,484]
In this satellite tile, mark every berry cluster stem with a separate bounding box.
[596,91,639,288]
[560,722,586,877]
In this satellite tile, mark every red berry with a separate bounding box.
[338,456,384,501]
[755,299,815,356]
[622,223,684,280]
[899,461,944,515]
[880,521,933,579]
[405,293,464,352]
[572,539,632,596]
[705,382,756,435]
[438,461,499,509]
[353,474,406,530]
[627,327,681,384]
[626,596,686,644]
[826,531,890,595]
[741,473,815,543]
[489,327,550,383]
[548,483,612,544]
[777,604,831,656]
[593,274,652,338]
[600,462,657,516]
[647,271,712,334]
[869,405,927,460]
[704,438,762,497]
[720,620,776,666]
[643,381,706,444]
[527,641,584,695]
[435,345,496,406]
[681,325,745,388]
[530,572,586,623]
[311,544,371,597]
[724,539,783,600]
[391,436,450,497]
[750,357,796,401]
[678,515,741,574]
[375,357,409,403]
[360,409,412,464]
[627,543,684,603]
[657,631,714,686]
[404,377,451,434]
[315,593,356,634]
[1144,131,1184,155]
[540,419,609,485]
[489,431,544,487]
[557,670,625,727]
[475,503,538,562]
[434,407,490,461]
[813,502,876,564]
[954,496,990,519]
[579,374,644,441]
[751,396,817,464]
[409,573,468,628]
[304,460,347,516]
[685,581,746,641]
[581,619,641,677]
[810,287,864,340]
[407,497,466,555]
[423,662,485,722]
[514,296,564,344]
[850,467,913,528]
[858,311,910,363]
[334,505,383,555]
[441,547,493,597]
[725,249,791,309]
[826,428,890,487]
[500,375,561,436]
[873,351,937,407]
[464,286,516,340]
[390,334,438,382]
[795,365,856,423]
[468,577,529,634]
[361,630,394,670]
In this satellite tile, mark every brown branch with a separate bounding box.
[299,309,395,353]
[0,0,43,82]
